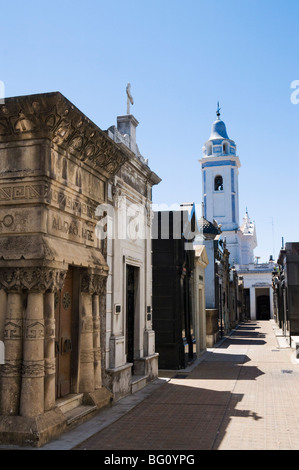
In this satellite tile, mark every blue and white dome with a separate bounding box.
[202,106,237,157]
[209,118,229,140]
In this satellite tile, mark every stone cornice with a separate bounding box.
[116,141,161,186]
[0,92,128,178]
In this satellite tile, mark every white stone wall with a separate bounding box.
[105,176,155,374]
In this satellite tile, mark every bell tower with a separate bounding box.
[199,104,242,264]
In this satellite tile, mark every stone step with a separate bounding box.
[131,375,147,394]
[64,404,97,426]
[56,393,98,426]
[56,393,84,414]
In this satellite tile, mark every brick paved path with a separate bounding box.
[74,320,299,450]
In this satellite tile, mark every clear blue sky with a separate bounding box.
[1,0,298,262]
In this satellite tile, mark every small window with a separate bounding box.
[214,175,223,191]
[223,142,228,154]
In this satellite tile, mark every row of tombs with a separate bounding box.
[0,92,242,447]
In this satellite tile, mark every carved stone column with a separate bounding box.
[44,292,56,411]
[0,291,23,415]
[80,293,94,392]
[92,294,101,390]
[92,276,105,390]
[20,291,45,417]
[80,272,106,393]
[44,270,66,411]
[0,266,67,418]
[80,272,95,393]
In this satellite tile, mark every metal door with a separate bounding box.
[55,269,73,398]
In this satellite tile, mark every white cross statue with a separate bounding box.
[126,83,134,114]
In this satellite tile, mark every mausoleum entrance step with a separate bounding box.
[131,375,147,394]
[56,393,84,414]
[56,393,97,426]
[64,404,97,426]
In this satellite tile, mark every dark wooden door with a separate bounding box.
[55,269,73,398]
[257,295,270,320]
[126,265,135,367]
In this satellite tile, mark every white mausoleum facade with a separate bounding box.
[104,109,161,400]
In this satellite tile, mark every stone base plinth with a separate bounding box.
[106,363,133,402]
[0,408,66,448]
[85,386,113,409]
[134,353,159,382]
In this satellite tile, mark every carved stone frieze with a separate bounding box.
[0,182,100,224]
[0,183,46,203]
[0,267,67,293]
[0,92,128,178]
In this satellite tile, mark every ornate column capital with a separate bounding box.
[0,267,67,293]
[81,270,107,296]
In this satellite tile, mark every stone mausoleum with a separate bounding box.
[0,92,132,446]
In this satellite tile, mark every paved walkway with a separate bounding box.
[4,320,299,451]
[72,320,299,451]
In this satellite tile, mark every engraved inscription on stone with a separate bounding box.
[50,213,95,244]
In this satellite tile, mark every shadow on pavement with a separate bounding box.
[73,323,266,451]
[73,380,263,450]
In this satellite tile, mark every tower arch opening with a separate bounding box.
[206,142,212,156]
[214,175,223,191]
